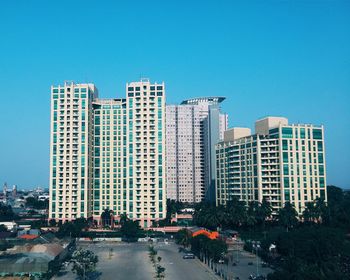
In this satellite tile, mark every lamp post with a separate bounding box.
[252,240,261,277]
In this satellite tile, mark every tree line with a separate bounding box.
[190,185,350,280]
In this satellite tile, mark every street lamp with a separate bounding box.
[252,241,261,277]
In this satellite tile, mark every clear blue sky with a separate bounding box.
[0,1,349,190]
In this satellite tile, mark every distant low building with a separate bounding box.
[187,226,219,240]
[0,243,67,277]
[0,222,17,231]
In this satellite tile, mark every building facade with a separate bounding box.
[49,82,97,221]
[49,79,166,227]
[166,97,228,203]
[165,105,204,203]
[216,117,327,214]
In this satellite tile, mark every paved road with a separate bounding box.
[216,248,273,279]
[155,242,219,280]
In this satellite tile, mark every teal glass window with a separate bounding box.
[284,190,290,201]
[319,177,325,188]
[283,152,288,163]
[282,140,288,150]
[284,177,290,187]
[317,141,323,151]
[313,129,322,140]
[319,165,324,176]
[318,153,324,163]
[282,127,293,138]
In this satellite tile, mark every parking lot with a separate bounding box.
[55,241,218,280]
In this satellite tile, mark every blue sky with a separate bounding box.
[0,1,349,190]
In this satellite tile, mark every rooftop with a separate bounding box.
[181,96,225,105]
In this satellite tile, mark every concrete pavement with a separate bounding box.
[55,241,216,280]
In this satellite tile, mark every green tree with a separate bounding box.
[278,202,298,231]
[25,197,49,210]
[56,218,89,238]
[303,202,317,223]
[175,229,191,248]
[0,203,15,221]
[257,199,273,227]
[193,202,227,230]
[245,201,258,229]
[166,199,184,222]
[100,208,114,227]
[327,185,350,228]
[268,226,349,280]
[226,197,247,228]
[49,219,57,227]
[156,265,165,279]
[120,215,140,240]
[0,224,8,232]
[207,239,228,262]
[71,249,98,280]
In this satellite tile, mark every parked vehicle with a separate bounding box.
[183,253,195,259]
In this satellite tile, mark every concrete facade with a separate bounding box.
[166,97,228,203]
[216,117,327,215]
[49,79,166,227]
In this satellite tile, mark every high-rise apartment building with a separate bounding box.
[166,97,228,203]
[49,82,97,221]
[125,80,166,227]
[92,98,126,220]
[49,79,166,227]
[166,105,203,203]
[216,117,326,214]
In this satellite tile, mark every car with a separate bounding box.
[232,262,237,266]
[248,262,253,265]
[183,253,195,259]
[218,259,225,264]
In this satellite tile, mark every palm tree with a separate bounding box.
[100,208,114,227]
[246,201,258,228]
[175,229,191,248]
[226,197,247,228]
[278,202,298,232]
[258,199,273,228]
[303,202,316,223]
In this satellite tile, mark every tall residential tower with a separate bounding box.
[166,97,228,203]
[49,79,166,227]
[216,117,327,215]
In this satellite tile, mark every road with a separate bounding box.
[216,247,273,279]
[155,242,219,280]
